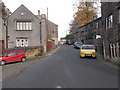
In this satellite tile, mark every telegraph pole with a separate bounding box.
[46,7,48,52]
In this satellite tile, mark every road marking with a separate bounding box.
[55,86,63,88]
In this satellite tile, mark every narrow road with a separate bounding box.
[3,45,118,88]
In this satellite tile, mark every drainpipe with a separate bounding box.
[39,21,42,44]
[103,41,106,59]
[4,20,8,48]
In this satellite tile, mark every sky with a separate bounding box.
[2,0,76,40]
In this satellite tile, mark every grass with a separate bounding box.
[26,53,46,62]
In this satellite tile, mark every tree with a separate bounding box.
[73,1,97,26]
[65,34,74,40]
[0,2,11,20]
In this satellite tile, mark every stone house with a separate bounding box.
[74,2,120,63]
[70,25,80,41]
[7,5,47,52]
[7,5,58,53]
[47,20,58,48]
[77,25,86,43]
[77,17,102,44]
[36,12,58,51]
[101,2,120,62]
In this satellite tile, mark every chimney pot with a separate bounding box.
[38,10,40,15]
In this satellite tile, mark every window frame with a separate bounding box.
[16,21,32,31]
[16,37,28,47]
[106,14,113,30]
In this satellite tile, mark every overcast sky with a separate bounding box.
[2,0,76,40]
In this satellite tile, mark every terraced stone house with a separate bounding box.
[101,2,120,62]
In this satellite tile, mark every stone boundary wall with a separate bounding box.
[2,46,44,59]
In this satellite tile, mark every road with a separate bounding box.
[3,45,118,88]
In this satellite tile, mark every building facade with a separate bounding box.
[36,13,58,51]
[47,20,58,48]
[101,2,120,62]
[73,2,120,63]
[0,15,6,55]
[7,5,58,53]
[7,5,44,49]
[76,17,102,44]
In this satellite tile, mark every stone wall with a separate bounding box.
[2,46,44,59]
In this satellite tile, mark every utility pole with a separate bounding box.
[46,7,48,52]
[47,7,48,20]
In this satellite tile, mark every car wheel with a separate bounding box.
[80,55,82,58]
[0,61,6,66]
[21,58,26,62]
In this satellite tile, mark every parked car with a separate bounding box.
[80,44,96,58]
[66,40,75,45]
[0,50,26,66]
[74,42,83,49]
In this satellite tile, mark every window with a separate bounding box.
[8,52,17,57]
[16,38,28,47]
[16,21,32,30]
[15,52,20,55]
[106,14,113,29]
[106,18,108,29]
[96,22,99,29]
[117,42,120,57]
[110,43,113,58]
[109,15,113,28]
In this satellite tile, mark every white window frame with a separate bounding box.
[113,43,117,58]
[16,38,28,47]
[106,14,113,29]
[110,43,113,58]
[106,18,108,29]
[96,22,99,29]
[117,42,120,57]
[16,21,32,30]
[109,15,113,28]
[17,23,20,30]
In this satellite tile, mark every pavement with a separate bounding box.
[96,53,119,71]
[3,45,118,88]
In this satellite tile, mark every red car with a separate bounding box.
[0,50,26,66]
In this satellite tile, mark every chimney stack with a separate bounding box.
[38,10,40,15]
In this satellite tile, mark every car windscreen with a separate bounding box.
[82,46,95,49]
[77,42,83,45]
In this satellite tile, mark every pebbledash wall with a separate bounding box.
[7,5,58,54]
[7,5,42,48]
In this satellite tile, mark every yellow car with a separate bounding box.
[80,44,96,58]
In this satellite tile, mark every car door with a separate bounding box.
[6,52,19,62]
[15,51,21,61]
